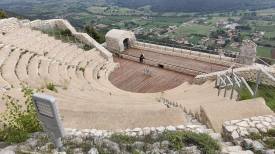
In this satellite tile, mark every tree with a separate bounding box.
[251,12,257,16]
[84,24,105,43]
[0,10,8,19]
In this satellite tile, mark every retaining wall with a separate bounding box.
[222,115,275,143]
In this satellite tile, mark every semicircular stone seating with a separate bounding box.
[0,23,188,131]
[0,18,273,133]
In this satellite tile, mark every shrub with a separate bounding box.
[110,131,221,153]
[265,138,275,149]
[250,132,263,140]
[79,67,85,73]
[267,129,275,137]
[46,83,58,93]
[61,79,70,90]
[60,29,72,36]
[239,93,252,100]
[0,83,43,144]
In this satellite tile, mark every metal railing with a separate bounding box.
[119,53,206,74]
[215,67,275,111]
[135,39,275,66]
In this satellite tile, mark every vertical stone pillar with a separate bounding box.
[235,40,257,65]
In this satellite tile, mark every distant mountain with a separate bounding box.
[107,0,275,13]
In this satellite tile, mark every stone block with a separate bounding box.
[231,131,240,140]
[94,130,103,137]
[260,128,267,133]
[176,125,185,130]
[265,117,273,122]
[240,131,249,137]
[256,124,264,130]
[227,146,242,152]
[156,126,165,133]
[262,149,275,154]
[236,121,249,127]
[262,121,270,126]
[248,128,259,133]
[210,133,224,141]
[252,141,264,151]
[88,148,99,154]
[226,126,238,132]
[166,126,176,132]
[133,127,142,132]
[243,139,253,149]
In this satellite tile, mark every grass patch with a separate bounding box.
[256,46,272,58]
[46,83,58,93]
[239,81,275,112]
[250,132,263,140]
[110,131,221,153]
[265,138,275,149]
[79,67,85,73]
[188,35,202,44]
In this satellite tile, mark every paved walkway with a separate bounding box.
[122,48,229,73]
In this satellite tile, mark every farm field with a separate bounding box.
[0,0,274,60]
[257,46,272,58]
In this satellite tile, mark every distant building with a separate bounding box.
[230,42,240,48]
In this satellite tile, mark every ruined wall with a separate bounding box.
[235,40,257,65]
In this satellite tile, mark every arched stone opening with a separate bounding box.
[123,38,129,51]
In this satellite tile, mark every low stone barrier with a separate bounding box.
[133,41,244,68]
[64,124,204,137]
[222,115,275,142]
[121,54,201,76]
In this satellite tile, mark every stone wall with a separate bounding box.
[39,19,113,62]
[120,54,200,76]
[194,64,275,86]
[222,115,275,143]
[106,37,120,53]
[133,41,244,68]
[0,18,21,33]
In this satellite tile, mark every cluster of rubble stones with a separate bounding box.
[1,114,275,153]
[2,115,271,154]
[222,115,275,154]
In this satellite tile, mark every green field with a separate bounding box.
[175,24,218,37]
[188,36,202,44]
[1,0,275,59]
[257,46,272,58]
